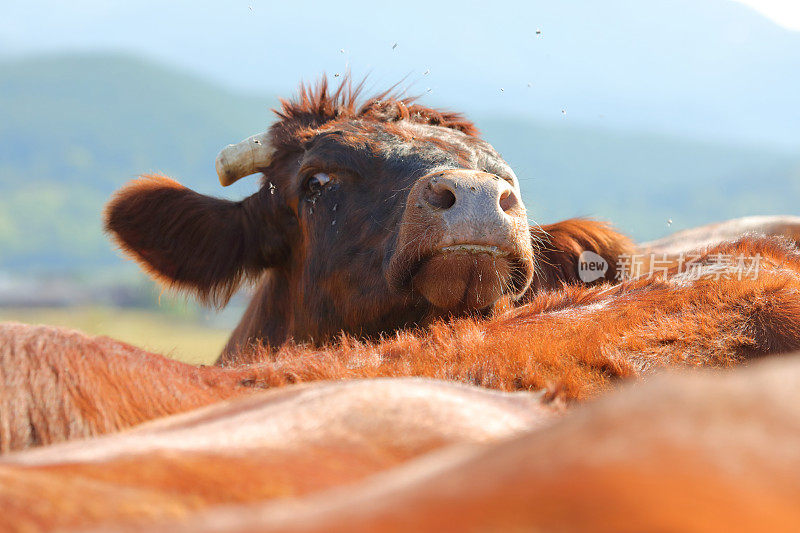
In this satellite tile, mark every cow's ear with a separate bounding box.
[528,218,634,292]
[104,174,294,307]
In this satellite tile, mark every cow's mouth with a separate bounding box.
[439,244,510,256]
[402,243,533,312]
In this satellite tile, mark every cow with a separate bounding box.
[4,235,800,453]
[640,215,800,256]
[0,378,555,532]
[127,354,800,533]
[3,351,800,532]
[103,79,800,366]
[104,78,633,365]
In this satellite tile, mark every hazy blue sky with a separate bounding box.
[2,0,799,147]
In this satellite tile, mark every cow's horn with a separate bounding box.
[215,132,275,187]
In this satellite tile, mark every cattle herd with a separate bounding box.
[2,78,800,531]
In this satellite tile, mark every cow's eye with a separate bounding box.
[306,172,332,195]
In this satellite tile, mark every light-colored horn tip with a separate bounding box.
[215,152,236,187]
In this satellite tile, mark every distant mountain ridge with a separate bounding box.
[0,53,797,273]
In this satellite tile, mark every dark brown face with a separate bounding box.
[271,119,534,340]
[104,82,536,349]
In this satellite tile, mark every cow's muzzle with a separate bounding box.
[387,170,535,312]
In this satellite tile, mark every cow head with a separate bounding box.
[105,79,536,349]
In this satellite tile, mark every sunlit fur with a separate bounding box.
[3,345,800,530]
[4,236,800,454]
[135,355,800,533]
[273,76,479,137]
[0,379,554,531]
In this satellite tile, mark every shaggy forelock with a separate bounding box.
[274,75,480,137]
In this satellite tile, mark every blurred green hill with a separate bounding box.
[0,53,274,273]
[1,52,798,274]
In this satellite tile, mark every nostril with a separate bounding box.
[439,189,456,209]
[499,189,518,213]
[424,185,457,210]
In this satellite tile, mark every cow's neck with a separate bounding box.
[219,266,437,365]
[220,269,293,363]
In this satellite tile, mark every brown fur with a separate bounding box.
[138,355,800,533]
[273,77,480,138]
[0,379,553,531]
[529,218,633,291]
[0,322,258,452]
[4,235,800,454]
[104,175,294,307]
[4,352,800,531]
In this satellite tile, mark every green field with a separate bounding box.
[0,307,229,365]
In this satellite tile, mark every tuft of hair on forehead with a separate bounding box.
[274,74,480,137]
